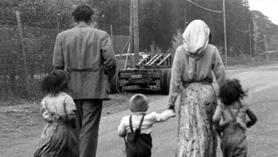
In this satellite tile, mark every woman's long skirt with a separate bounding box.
[177,83,218,157]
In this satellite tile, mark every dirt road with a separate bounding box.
[1,64,278,157]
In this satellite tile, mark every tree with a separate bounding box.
[139,0,178,52]
[252,10,278,54]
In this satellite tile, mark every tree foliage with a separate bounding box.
[252,10,278,54]
[139,0,180,51]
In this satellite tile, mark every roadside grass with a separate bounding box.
[227,54,278,68]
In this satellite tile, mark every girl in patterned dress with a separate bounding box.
[34,70,78,157]
[213,79,257,157]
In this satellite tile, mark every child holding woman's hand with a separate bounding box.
[118,94,175,157]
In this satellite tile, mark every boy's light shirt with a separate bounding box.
[117,110,175,136]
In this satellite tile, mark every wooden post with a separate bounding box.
[223,0,228,66]
[263,35,268,52]
[248,24,252,56]
[56,13,60,33]
[124,41,131,69]
[263,35,269,60]
[133,0,140,66]
[130,0,134,67]
[110,25,113,43]
[130,0,139,67]
[15,11,29,91]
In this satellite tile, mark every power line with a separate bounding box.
[187,0,223,14]
[227,19,249,33]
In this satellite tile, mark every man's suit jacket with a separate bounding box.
[53,25,116,100]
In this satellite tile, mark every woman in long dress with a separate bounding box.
[168,20,226,157]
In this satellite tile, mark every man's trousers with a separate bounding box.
[75,100,103,157]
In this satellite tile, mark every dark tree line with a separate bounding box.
[1,0,278,56]
[95,0,265,56]
[91,0,185,52]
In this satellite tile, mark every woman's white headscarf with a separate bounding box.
[182,20,210,78]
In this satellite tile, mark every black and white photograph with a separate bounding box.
[0,0,277,157]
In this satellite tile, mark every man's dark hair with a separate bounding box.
[219,79,247,106]
[72,4,94,23]
[41,70,69,95]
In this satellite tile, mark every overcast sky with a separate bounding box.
[249,0,278,24]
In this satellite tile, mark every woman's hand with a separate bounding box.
[161,109,176,120]
[168,104,175,112]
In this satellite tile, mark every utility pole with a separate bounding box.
[130,0,139,67]
[223,0,228,66]
[129,0,134,67]
[56,13,60,33]
[248,24,252,56]
[264,35,269,52]
[15,11,29,92]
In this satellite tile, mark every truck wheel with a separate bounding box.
[110,72,121,94]
[160,69,169,95]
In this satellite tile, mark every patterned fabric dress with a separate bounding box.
[177,83,218,157]
[34,92,78,157]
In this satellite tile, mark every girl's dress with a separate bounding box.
[34,92,79,157]
[219,102,248,157]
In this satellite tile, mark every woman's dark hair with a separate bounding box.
[41,70,69,95]
[219,79,247,106]
[72,4,94,23]
[209,33,212,43]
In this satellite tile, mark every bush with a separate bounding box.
[168,30,183,53]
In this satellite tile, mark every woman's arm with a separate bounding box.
[212,47,226,87]
[246,108,257,128]
[168,48,184,108]
[213,103,223,122]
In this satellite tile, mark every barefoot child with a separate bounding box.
[213,79,257,157]
[118,94,175,157]
[34,70,78,157]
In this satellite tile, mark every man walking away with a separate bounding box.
[52,4,117,157]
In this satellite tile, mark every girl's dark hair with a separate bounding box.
[72,4,94,23]
[41,70,69,95]
[219,79,247,106]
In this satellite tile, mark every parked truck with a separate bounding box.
[110,53,172,94]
